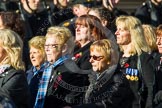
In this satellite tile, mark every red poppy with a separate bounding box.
[124,63,130,68]
[72,52,83,61]
[53,75,62,89]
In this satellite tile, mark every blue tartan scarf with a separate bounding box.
[34,55,70,108]
[27,62,48,84]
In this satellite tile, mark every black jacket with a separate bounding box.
[73,42,92,70]
[0,67,30,108]
[153,53,162,92]
[72,66,134,108]
[119,52,154,108]
[50,4,75,26]
[134,0,162,27]
[44,59,90,108]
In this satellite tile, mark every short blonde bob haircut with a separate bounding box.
[46,26,74,54]
[28,36,46,60]
[90,39,119,66]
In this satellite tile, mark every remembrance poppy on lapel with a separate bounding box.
[124,63,130,68]
[53,72,62,89]
[72,52,83,61]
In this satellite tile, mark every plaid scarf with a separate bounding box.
[34,55,70,108]
[27,62,48,84]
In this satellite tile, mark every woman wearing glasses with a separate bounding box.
[66,39,133,108]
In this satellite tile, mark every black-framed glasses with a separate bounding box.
[44,44,59,48]
[89,55,104,61]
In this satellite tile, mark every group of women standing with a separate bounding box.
[0,8,162,108]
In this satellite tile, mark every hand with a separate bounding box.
[108,0,120,8]
[102,0,120,9]
[154,90,162,104]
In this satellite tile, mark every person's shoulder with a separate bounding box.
[56,59,91,75]
[1,67,24,76]
[0,89,16,108]
[55,59,77,74]
[138,1,149,9]
[60,17,76,27]
[112,70,124,81]
[140,51,153,59]
[152,53,162,65]
[26,66,33,73]
[135,1,149,14]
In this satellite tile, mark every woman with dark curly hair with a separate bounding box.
[0,11,25,40]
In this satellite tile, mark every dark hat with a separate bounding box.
[72,0,95,8]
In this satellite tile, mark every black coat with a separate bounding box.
[153,53,162,93]
[134,1,162,27]
[44,59,90,108]
[26,65,46,108]
[118,52,154,108]
[0,67,30,108]
[72,66,134,108]
[51,5,75,26]
[151,53,162,107]
[73,42,92,70]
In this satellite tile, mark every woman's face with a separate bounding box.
[30,46,45,69]
[89,49,109,73]
[156,36,162,54]
[26,0,40,11]
[0,16,5,29]
[0,41,7,63]
[156,0,162,3]
[73,5,88,17]
[115,24,131,45]
[45,36,62,64]
[75,24,90,42]
[58,0,68,7]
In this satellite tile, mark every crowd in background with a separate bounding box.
[0,0,162,108]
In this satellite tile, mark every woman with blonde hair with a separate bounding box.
[65,39,133,108]
[0,29,30,108]
[26,36,47,108]
[115,15,154,108]
[142,24,158,57]
[34,26,90,108]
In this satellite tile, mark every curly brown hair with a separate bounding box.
[0,11,25,40]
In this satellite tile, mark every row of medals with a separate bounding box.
[125,68,139,81]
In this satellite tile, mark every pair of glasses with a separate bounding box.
[44,44,59,48]
[89,55,104,61]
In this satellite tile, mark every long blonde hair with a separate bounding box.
[116,16,150,55]
[0,29,25,70]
